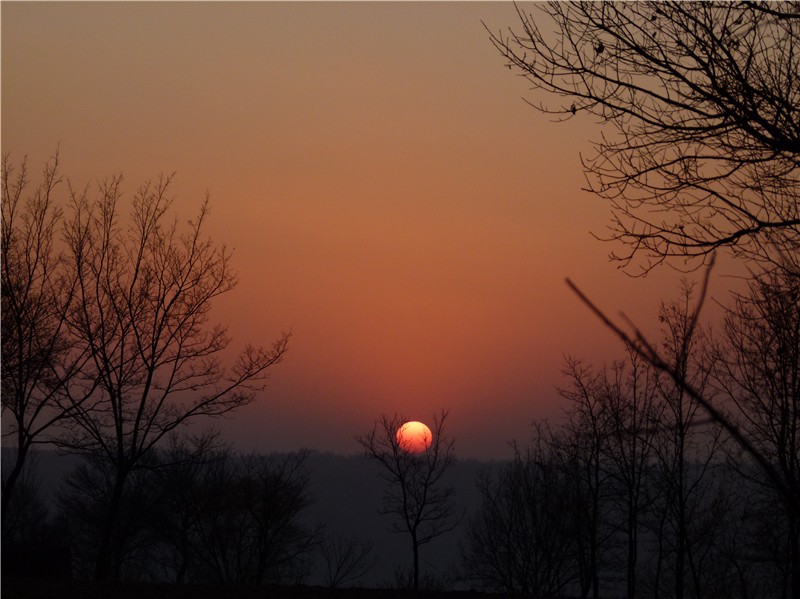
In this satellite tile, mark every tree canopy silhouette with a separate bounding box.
[489,4,800,593]
[357,411,459,591]
[489,1,800,273]
[1,154,290,581]
[59,172,290,580]
[1,153,96,520]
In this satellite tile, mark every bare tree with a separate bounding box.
[56,453,161,581]
[461,429,575,597]
[712,267,800,597]
[489,2,800,273]
[1,153,95,520]
[357,411,459,591]
[489,2,800,594]
[318,532,377,589]
[567,264,800,599]
[145,430,226,583]
[57,174,289,580]
[599,349,661,599]
[555,304,726,599]
[557,357,615,599]
[161,450,318,585]
[647,284,725,599]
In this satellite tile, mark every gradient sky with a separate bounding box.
[2,2,739,459]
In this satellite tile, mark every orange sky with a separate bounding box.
[2,2,739,459]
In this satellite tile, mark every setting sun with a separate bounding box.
[396,421,432,453]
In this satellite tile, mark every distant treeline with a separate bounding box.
[2,445,484,590]
[3,441,318,584]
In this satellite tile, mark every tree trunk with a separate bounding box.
[590,528,599,599]
[676,495,685,599]
[1,442,28,522]
[654,505,667,599]
[791,510,800,599]
[676,436,686,599]
[591,481,600,599]
[412,532,419,591]
[94,468,128,581]
[627,501,637,599]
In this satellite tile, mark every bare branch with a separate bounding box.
[491,1,800,274]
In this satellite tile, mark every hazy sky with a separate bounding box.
[2,2,735,459]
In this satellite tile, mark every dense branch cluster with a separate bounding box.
[463,275,799,598]
[490,1,800,272]
[1,153,290,579]
[489,11,800,591]
[59,174,288,459]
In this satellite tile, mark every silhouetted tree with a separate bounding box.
[598,349,661,599]
[490,1,800,274]
[318,532,377,589]
[157,449,317,585]
[523,352,661,598]
[461,428,575,596]
[550,286,733,598]
[712,267,800,596]
[490,3,800,591]
[647,284,724,599]
[57,453,161,580]
[492,2,800,595]
[56,173,289,580]
[357,411,459,591]
[557,357,615,599]
[1,450,50,545]
[1,153,95,521]
[567,267,800,598]
[144,430,225,582]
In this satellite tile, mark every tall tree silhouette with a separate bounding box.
[357,411,459,591]
[491,4,800,593]
[154,449,317,585]
[462,429,575,596]
[600,350,661,599]
[712,267,800,596]
[648,284,723,599]
[567,266,800,599]
[557,358,613,599]
[57,173,289,580]
[1,153,95,521]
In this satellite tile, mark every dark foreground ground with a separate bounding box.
[2,579,509,599]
